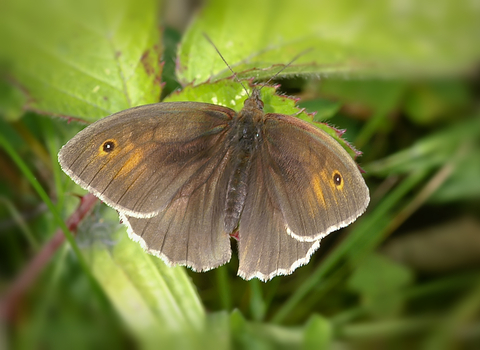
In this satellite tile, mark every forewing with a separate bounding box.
[121,145,234,271]
[238,153,320,281]
[262,114,370,241]
[58,102,235,218]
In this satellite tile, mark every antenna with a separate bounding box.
[203,34,250,96]
[259,48,313,93]
[204,33,312,95]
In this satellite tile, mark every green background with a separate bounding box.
[1,0,479,349]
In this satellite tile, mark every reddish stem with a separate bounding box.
[0,193,98,321]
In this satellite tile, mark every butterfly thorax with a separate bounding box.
[224,93,265,233]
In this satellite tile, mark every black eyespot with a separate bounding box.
[103,140,115,153]
[333,172,342,186]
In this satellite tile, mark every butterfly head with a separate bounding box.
[244,88,264,111]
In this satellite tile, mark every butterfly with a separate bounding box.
[58,83,369,281]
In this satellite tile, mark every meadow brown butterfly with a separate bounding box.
[58,64,369,281]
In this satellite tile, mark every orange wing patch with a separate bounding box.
[97,139,146,178]
[116,145,145,178]
[311,172,328,208]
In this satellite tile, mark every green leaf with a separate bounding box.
[318,79,406,113]
[78,203,207,348]
[365,116,480,176]
[0,0,163,121]
[348,254,414,318]
[349,254,413,294]
[303,315,333,350]
[431,150,480,202]
[178,0,480,85]
[230,310,304,349]
[0,78,26,121]
[229,310,334,349]
[298,99,342,122]
[165,79,301,114]
[403,80,472,125]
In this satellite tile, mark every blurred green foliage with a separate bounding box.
[1,0,479,349]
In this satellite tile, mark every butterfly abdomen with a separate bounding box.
[224,110,262,233]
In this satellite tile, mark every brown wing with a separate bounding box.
[58,102,235,218]
[236,113,369,280]
[261,113,369,242]
[238,151,319,281]
[121,142,235,271]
